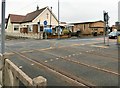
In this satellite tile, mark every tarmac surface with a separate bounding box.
[0,37,119,87]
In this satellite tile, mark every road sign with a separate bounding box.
[44,20,47,26]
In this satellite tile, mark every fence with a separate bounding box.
[1,58,47,87]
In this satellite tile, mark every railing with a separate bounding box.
[1,58,47,87]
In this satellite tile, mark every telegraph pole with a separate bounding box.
[1,0,6,86]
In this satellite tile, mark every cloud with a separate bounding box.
[0,0,119,25]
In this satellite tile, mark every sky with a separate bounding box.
[0,0,120,26]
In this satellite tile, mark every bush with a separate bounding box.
[62,29,69,35]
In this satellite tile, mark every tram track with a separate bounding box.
[60,45,118,62]
[35,48,119,76]
[6,47,95,87]
[4,41,119,86]
[56,44,119,62]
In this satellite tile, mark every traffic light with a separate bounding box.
[104,12,109,23]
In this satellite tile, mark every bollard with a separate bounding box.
[33,76,47,88]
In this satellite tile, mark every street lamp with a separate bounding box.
[58,0,60,39]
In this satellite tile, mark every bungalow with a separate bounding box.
[6,6,58,39]
[70,20,105,36]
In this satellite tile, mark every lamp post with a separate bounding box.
[50,7,52,28]
[1,0,6,86]
[58,0,60,39]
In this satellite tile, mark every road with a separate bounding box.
[1,37,119,87]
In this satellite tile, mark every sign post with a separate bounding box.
[44,20,48,39]
[103,11,106,44]
[103,11,109,46]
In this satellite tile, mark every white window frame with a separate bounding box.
[14,25,19,31]
[28,25,33,32]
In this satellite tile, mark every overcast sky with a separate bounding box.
[0,0,119,25]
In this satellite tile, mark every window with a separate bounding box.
[84,24,86,30]
[14,25,19,31]
[94,28,98,30]
[28,25,33,32]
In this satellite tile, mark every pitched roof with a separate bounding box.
[22,7,47,23]
[8,7,47,24]
[9,14,25,23]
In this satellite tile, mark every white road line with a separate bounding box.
[19,66,23,69]
[45,61,48,63]
[31,64,34,66]
[56,58,59,60]
[91,45,109,49]
[72,54,76,56]
[68,55,71,57]
[50,59,53,61]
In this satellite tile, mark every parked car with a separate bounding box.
[108,31,120,39]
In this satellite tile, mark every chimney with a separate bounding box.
[37,5,39,10]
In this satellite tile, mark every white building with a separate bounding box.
[6,6,58,38]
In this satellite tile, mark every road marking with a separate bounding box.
[72,54,76,56]
[41,47,54,51]
[31,64,34,66]
[91,45,109,49]
[79,52,82,54]
[65,56,67,58]
[4,52,14,55]
[56,58,59,60]
[19,66,22,69]
[68,55,71,57]
[45,60,48,63]
[71,44,80,46]
[81,44,85,46]
[21,50,34,53]
[50,59,53,61]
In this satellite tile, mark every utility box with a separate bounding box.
[117,36,120,44]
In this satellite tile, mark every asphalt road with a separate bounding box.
[1,37,119,87]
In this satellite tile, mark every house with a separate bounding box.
[6,6,58,39]
[115,22,120,31]
[70,20,105,36]
[111,25,117,32]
